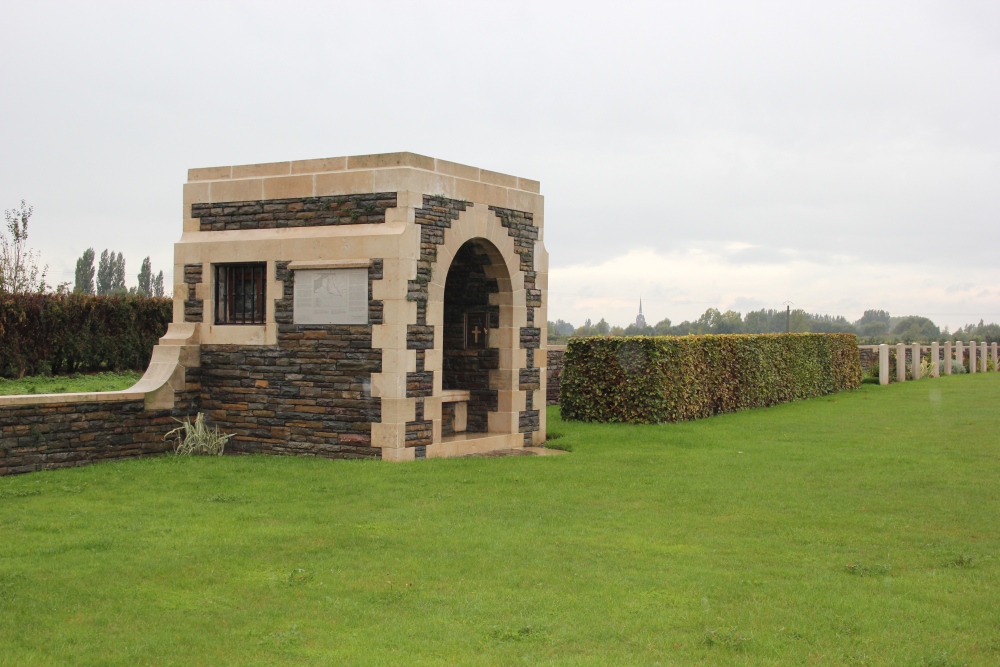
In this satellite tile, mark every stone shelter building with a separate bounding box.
[0,152,548,475]
[174,152,548,460]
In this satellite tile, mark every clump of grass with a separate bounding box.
[545,430,573,451]
[947,554,975,569]
[703,627,751,650]
[845,562,892,577]
[165,413,233,456]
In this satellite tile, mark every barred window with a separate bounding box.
[215,263,266,325]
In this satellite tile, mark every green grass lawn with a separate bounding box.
[0,371,142,396]
[2,375,999,665]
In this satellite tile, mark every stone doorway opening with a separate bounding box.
[441,239,510,437]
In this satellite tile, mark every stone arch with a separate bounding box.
[423,204,529,455]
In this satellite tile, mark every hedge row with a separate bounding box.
[0,294,172,378]
[560,333,862,423]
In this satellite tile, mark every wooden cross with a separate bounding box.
[471,326,482,343]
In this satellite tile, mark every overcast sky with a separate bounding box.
[2,1,998,330]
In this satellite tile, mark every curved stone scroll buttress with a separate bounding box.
[129,322,201,410]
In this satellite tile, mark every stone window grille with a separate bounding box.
[215,263,266,325]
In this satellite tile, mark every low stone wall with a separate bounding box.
[547,345,565,405]
[0,385,200,477]
[0,324,201,477]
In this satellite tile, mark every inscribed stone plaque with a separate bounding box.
[293,268,368,324]
[465,312,489,349]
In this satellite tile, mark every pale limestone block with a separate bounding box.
[435,158,480,180]
[453,401,468,432]
[423,396,442,421]
[452,178,508,208]
[372,324,406,350]
[506,189,544,215]
[377,348,415,374]
[488,410,520,435]
[209,178,263,203]
[262,175,314,199]
[432,419,442,443]
[183,182,211,209]
[381,258,418,282]
[372,277,413,301]
[291,156,347,174]
[381,445,415,462]
[425,350,442,378]
[201,325,268,346]
[517,177,541,194]
[380,299,418,326]
[425,301,444,329]
[395,190,426,209]
[896,343,906,382]
[384,206,413,225]
[348,152,435,171]
[380,397,416,424]
[371,372,407,399]
[188,165,231,181]
[232,161,291,178]
[372,168,455,199]
[480,168,518,188]
[314,170,376,196]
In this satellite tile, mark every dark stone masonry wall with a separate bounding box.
[199,260,384,459]
[0,376,201,477]
[191,193,397,232]
[184,264,203,323]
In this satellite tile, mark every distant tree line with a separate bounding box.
[549,308,1000,345]
[74,248,165,297]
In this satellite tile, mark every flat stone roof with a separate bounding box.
[188,152,540,194]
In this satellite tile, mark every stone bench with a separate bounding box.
[439,389,470,434]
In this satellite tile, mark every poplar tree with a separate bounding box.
[74,248,96,294]
[136,256,153,296]
[97,249,113,295]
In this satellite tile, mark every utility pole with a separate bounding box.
[782,301,793,333]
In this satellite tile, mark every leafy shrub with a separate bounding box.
[0,293,171,378]
[560,333,862,423]
[165,413,233,456]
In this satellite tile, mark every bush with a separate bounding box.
[0,293,171,378]
[166,413,233,456]
[560,333,862,423]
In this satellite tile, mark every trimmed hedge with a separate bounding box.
[560,333,862,423]
[0,293,172,378]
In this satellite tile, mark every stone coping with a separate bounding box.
[187,152,541,194]
[439,389,471,403]
[0,389,145,407]
[287,259,371,270]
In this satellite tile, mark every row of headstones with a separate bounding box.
[877,341,998,386]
